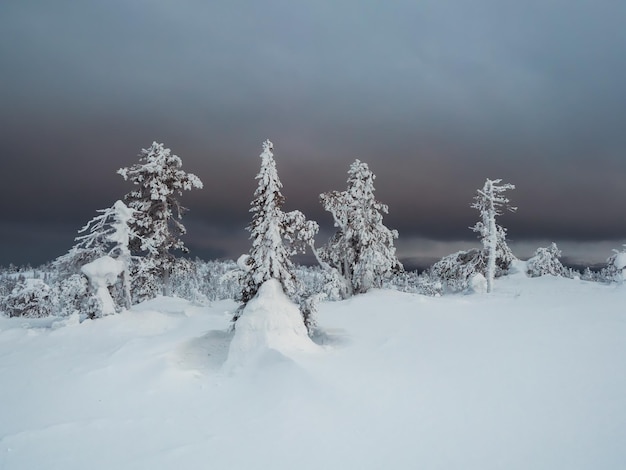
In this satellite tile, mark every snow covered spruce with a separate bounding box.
[118,141,203,300]
[318,159,403,296]
[470,178,516,293]
[234,140,319,331]
[55,200,136,318]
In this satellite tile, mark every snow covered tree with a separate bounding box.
[53,274,91,317]
[526,242,568,278]
[5,278,54,318]
[81,255,126,317]
[54,200,135,310]
[118,142,203,297]
[106,201,135,309]
[428,248,486,293]
[385,269,443,297]
[600,245,626,283]
[471,178,516,293]
[239,140,319,312]
[319,159,402,295]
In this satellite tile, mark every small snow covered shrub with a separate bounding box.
[202,259,241,301]
[385,270,442,296]
[525,243,568,277]
[0,273,19,312]
[299,291,325,335]
[54,274,90,316]
[581,267,600,282]
[5,278,54,318]
[168,258,241,305]
[168,258,206,304]
[129,257,162,304]
[600,246,626,283]
[294,266,349,334]
[297,264,348,302]
[428,249,485,293]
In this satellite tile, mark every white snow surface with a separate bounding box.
[224,279,318,372]
[1,273,626,469]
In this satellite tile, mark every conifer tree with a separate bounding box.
[239,140,318,309]
[4,278,54,318]
[53,200,136,313]
[601,245,626,283]
[526,242,568,278]
[320,159,402,295]
[118,142,203,297]
[471,178,516,293]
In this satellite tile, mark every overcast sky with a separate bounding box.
[2,0,626,269]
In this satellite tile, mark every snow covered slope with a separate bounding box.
[1,274,625,469]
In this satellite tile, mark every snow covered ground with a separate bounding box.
[1,271,625,469]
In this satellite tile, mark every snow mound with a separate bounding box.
[614,252,626,270]
[224,279,319,372]
[469,273,487,294]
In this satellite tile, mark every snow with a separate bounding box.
[613,251,626,270]
[1,274,626,469]
[81,256,124,288]
[224,279,318,372]
[469,272,487,293]
[81,255,125,315]
[236,253,250,271]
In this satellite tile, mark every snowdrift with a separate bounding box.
[224,279,319,372]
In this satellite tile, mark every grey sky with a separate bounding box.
[1,1,626,268]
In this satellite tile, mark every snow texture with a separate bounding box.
[1,274,626,469]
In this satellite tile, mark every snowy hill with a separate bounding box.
[1,274,625,469]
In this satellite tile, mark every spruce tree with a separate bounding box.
[471,178,516,293]
[54,200,136,314]
[320,159,402,295]
[118,142,203,297]
[526,242,567,278]
[239,140,318,308]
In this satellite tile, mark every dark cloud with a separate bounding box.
[1,1,626,267]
